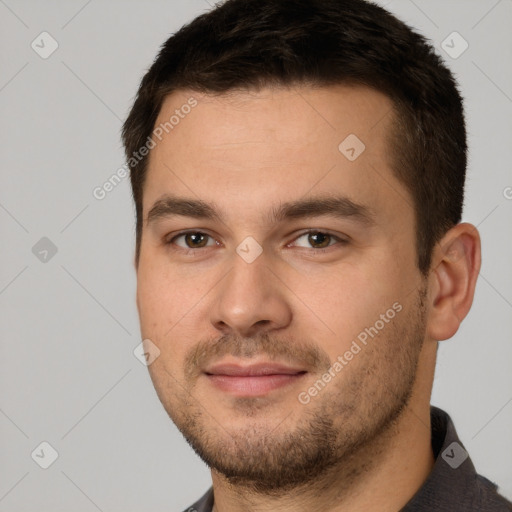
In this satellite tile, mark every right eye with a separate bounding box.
[166,231,220,253]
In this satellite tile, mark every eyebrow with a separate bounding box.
[146,194,375,227]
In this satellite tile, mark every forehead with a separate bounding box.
[153,84,394,151]
[142,84,410,226]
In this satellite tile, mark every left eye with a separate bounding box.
[291,231,344,249]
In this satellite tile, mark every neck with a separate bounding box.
[211,402,434,512]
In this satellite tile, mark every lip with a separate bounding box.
[205,362,305,376]
[204,362,307,396]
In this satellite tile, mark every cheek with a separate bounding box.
[136,267,206,371]
[137,257,186,325]
[137,277,167,334]
[289,262,404,360]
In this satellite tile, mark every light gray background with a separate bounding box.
[1,0,511,510]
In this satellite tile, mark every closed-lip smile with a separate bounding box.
[204,361,307,396]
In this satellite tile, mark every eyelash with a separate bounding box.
[165,229,349,255]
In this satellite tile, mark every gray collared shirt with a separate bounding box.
[183,406,512,511]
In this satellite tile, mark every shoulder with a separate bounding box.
[474,474,512,511]
[401,406,512,511]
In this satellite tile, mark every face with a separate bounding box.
[136,85,429,491]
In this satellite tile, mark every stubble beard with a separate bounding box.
[156,288,428,495]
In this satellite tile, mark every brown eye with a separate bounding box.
[185,233,207,248]
[183,232,209,248]
[292,231,341,249]
[307,232,331,248]
[169,231,216,250]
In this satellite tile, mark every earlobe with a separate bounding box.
[426,223,481,341]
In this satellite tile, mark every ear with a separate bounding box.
[426,223,481,341]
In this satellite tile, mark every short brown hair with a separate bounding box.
[122,0,467,273]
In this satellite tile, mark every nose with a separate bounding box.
[209,249,293,338]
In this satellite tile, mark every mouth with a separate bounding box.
[204,362,308,396]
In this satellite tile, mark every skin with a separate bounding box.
[135,84,481,512]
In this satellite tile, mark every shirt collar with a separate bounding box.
[400,405,478,510]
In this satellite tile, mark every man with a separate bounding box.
[122,0,512,510]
